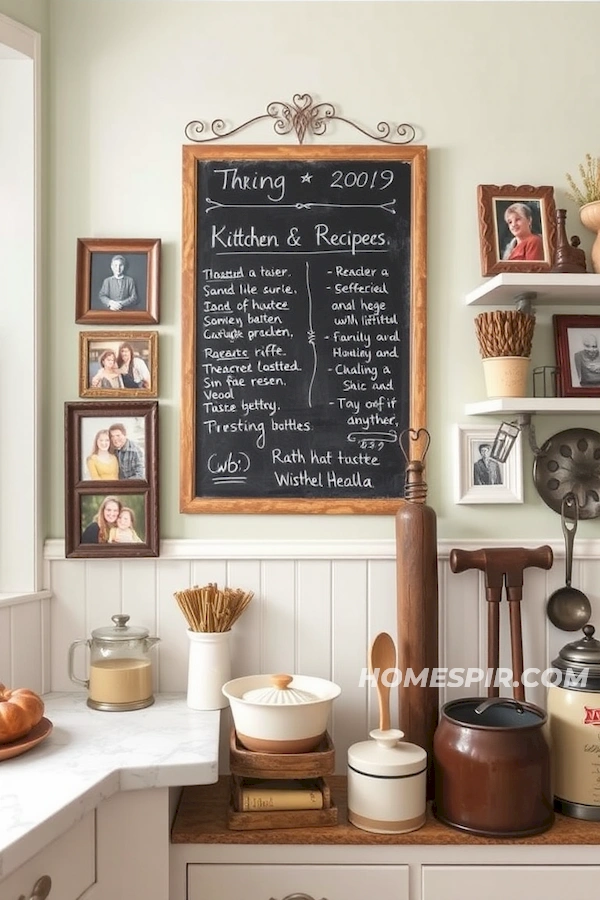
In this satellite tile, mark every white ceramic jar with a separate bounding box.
[548,624,600,820]
[347,728,427,834]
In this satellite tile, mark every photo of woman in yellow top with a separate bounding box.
[86,429,119,480]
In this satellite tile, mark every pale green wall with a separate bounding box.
[0,0,45,32]
[12,1,600,542]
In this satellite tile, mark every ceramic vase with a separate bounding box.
[186,629,231,710]
[579,200,600,274]
[482,356,530,399]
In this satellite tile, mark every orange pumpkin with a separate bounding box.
[0,683,45,744]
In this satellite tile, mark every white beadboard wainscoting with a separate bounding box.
[2,538,599,774]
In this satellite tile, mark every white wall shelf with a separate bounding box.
[465,398,600,416]
[465,273,600,306]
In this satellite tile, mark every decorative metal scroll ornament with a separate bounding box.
[184,93,416,145]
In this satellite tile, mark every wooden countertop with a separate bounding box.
[171,776,600,846]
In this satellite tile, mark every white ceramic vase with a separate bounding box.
[186,630,231,710]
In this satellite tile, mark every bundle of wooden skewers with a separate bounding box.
[174,582,254,633]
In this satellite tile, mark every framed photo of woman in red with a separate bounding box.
[477,184,557,276]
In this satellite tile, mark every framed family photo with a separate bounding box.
[477,184,557,276]
[64,400,159,558]
[554,314,600,397]
[455,424,523,505]
[79,331,158,398]
[75,237,161,325]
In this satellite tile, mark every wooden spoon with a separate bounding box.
[369,632,397,732]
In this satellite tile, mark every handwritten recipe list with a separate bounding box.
[194,158,414,501]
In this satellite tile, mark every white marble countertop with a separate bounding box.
[0,692,219,880]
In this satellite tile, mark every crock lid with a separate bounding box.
[348,729,427,777]
[552,624,600,688]
[556,625,600,666]
[242,674,318,705]
[91,614,149,642]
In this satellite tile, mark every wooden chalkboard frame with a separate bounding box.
[180,144,427,514]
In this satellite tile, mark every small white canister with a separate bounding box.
[347,728,427,834]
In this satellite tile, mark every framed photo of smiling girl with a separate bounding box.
[477,184,557,276]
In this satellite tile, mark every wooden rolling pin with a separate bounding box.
[395,428,438,800]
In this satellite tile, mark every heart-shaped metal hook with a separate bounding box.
[399,427,431,464]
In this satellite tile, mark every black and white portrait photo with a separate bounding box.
[75,238,160,324]
[456,425,523,505]
[553,315,600,397]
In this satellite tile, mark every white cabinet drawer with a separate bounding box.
[188,864,408,900]
[0,811,95,900]
[423,865,600,899]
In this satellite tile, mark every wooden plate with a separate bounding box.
[0,717,53,761]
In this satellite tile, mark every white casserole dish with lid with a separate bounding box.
[222,673,341,753]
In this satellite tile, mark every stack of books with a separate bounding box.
[227,729,337,831]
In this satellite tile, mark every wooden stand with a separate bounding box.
[227,728,338,830]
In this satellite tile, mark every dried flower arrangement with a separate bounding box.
[566,154,600,207]
[474,310,536,359]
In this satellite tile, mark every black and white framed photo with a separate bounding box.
[455,424,523,505]
[75,238,160,324]
[553,314,600,397]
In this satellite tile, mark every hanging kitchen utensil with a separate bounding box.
[546,493,592,632]
[533,426,600,519]
[395,428,438,800]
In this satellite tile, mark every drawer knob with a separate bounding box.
[18,874,52,900]
[271,894,327,900]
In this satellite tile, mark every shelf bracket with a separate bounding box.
[513,292,537,314]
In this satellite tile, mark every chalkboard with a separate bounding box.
[181,145,427,513]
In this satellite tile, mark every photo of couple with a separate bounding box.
[80,494,145,544]
[84,421,145,481]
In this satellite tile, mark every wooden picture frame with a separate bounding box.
[477,184,557,276]
[180,143,427,514]
[553,314,600,397]
[455,424,523,505]
[64,400,159,558]
[75,238,161,324]
[79,331,158,398]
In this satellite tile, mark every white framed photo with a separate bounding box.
[455,423,523,505]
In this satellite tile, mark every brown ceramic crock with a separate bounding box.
[433,696,554,837]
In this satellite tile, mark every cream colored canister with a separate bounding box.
[548,624,600,820]
[347,729,427,834]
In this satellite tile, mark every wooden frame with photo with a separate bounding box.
[553,314,600,397]
[477,184,557,276]
[455,423,523,505]
[64,400,159,558]
[75,237,161,324]
[180,143,427,514]
[79,331,158,398]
